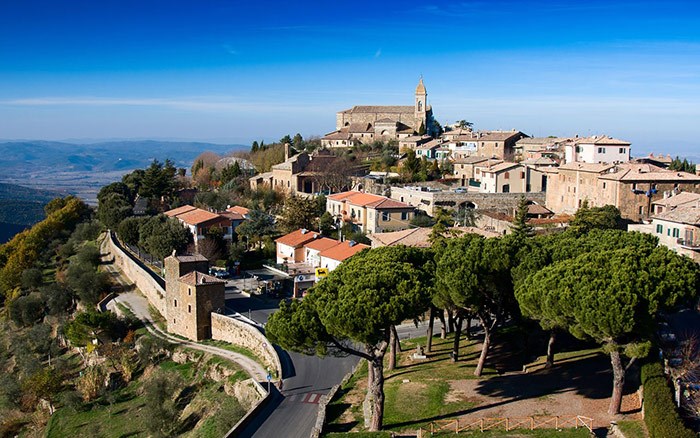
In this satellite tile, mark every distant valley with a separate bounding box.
[0,140,246,203]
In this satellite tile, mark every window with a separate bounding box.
[174,299,177,308]
[639,206,644,215]
[188,288,191,296]
[673,228,680,238]
[598,147,606,154]
[401,212,408,220]
[188,305,192,313]
[575,146,582,153]
[504,172,510,179]
[656,224,663,234]
[603,182,607,189]
[619,147,626,154]
[382,212,390,221]
[520,172,525,179]
[502,184,510,193]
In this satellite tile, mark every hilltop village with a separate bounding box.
[1,78,699,438]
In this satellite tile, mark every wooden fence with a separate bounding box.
[419,415,594,435]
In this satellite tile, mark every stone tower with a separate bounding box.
[164,253,225,341]
[414,77,427,132]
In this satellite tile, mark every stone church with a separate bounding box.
[322,78,435,147]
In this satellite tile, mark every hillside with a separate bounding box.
[0,183,62,243]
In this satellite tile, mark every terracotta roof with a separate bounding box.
[654,203,700,225]
[527,204,553,215]
[332,191,413,209]
[369,227,499,248]
[652,192,700,209]
[319,240,369,262]
[304,237,340,252]
[575,135,630,146]
[347,122,373,133]
[179,271,226,286]
[558,162,615,173]
[219,211,245,221]
[275,228,321,248]
[165,205,197,217]
[479,131,526,142]
[482,162,521,173]
[323,131,353,140]
[341,105,415,114]
[521,157,557,166]
[599,163,700,182]
[453,156,490,165]
[171,253,208,263]
[516,137,569,145]
[227,205,250,216]
[176,208,223,226]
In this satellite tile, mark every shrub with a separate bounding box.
[640,361,695,438]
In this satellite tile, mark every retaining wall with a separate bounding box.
[105,231,167,316]
[211,313,282,378]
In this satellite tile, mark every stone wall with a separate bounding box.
[106,231,166,316]
[211,313,282,377]
[391,186,546,216]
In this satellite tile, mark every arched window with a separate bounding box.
[417,101,423,112]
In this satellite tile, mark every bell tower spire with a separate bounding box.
[415,76,427,132]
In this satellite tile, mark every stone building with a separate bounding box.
[327,191,415,234]
[545,162,700,222]
[563,135,631,164]
[248,146,341,196]
[164,253,225,341]
[322,78,435,146]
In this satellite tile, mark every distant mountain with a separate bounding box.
[0,140,248,205]
[0,140,246,174]
[0,183,62,243]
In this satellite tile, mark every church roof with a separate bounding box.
[340,105,415,114]
[416,78,426,94]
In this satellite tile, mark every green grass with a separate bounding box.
[617,419,647,438]
[46,381,147,438]
[383,379,475,430]
[200,339,270,373]
[46,355,248,438]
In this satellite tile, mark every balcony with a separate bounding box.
[677,238,700,251]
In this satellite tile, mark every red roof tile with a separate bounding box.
[275,229,321,247]
[304,237,340,252]
[319,240,369,262]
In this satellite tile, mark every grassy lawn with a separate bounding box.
[325,332,487,434]
[324,331,607,436]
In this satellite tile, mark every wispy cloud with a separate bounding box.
[374,48,382,58]
[0,96,330,113]
[222,44,238,55]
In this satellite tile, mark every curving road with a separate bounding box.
[227,291,358,438]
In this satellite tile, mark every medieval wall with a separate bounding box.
[106,232,166,316]
[390,187,546,216]
[211,313,282,377]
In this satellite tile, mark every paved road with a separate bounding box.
[226,291,358,438]
[102,257,269,381]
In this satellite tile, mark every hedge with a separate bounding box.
[640,361,696,438]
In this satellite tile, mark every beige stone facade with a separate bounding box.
[164,254,225,341]
[546,162,700,222]
[323,78,434,146]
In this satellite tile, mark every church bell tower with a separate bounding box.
[415,77,427,133]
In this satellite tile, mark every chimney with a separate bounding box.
[284,143,291,160]
[301,228,308,234]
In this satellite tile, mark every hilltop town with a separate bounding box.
[0,78,699,438]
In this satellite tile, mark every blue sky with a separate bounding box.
[1,0,699,157]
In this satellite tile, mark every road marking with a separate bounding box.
[302,393,322,404]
